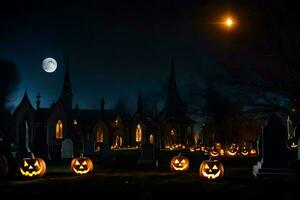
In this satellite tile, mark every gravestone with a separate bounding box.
[137,142,156,168]
[253,113,296,178]
[83,140,94,156]
[61,139,73,158]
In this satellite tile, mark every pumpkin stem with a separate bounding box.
[80,153,84,158]
[177,152,182,157]
[30,152,35,159]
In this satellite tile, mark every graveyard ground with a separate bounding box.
[1,150,300,199]
[1,168,300,199]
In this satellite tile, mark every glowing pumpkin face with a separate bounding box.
[170,155,189,172]
[199,160,224,180]
[287,137,298,150]
[250,148,257,155]
[209,149,219,157]
[240,148,249,156]
[71,156,93,175]
[227,148,238,156]
[19,157,46,177]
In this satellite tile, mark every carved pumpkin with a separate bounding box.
[249,148,257,155]
[71,154,93,175]
[287,137,298,150]
[19,153,46,177]
[170,154,189,172]
[199,159,224,180]
[209,148,219,157]
[240,147,249,156]
[226,146,238,156]
[0,154,9,177]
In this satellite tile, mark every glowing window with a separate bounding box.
[73,119,78,125]
[96,128,104,143]
[149,134,154,144]
[171,128,176,136]
[56,120,63,139]
[136,124,142,142]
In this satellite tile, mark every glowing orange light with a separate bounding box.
[224,16,235,28]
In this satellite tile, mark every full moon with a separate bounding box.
[42,57,57,73]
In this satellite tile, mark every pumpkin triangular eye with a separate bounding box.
[175,159,179,164]
[204,164,210,169]
[212,165,218,170]
[181,159,186,164]
[24,160,28,167]
[75,160,80,165]
[82,161,87,165]
[34,161,40,167]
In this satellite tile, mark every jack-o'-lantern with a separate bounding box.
[226,145,238,156]
[287,137,298,150]
[240,147,249,156]
[71,154,93,175]
[170,154,189,172]
[199,159,224,180]
[249,148,257,155]
[209,148,219,157]
[19,153,46,177]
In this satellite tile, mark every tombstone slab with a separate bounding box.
[61,139,73,159]
[253,113,296,178]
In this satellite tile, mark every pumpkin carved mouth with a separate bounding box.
[20,167,43,177]
[201,169,221,179]
[72,167,91,174]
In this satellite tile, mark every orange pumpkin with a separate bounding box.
[19,153,46,177]
[209,148,219,157]
[71,154,93,175]
[170,154,189,172]
[249,148,257,155]
[199,159,224,180]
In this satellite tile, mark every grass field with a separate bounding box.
[1,150,299,199]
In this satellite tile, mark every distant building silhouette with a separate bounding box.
[11,60,194,159]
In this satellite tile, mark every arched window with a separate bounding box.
[136,124,142,142]
[171,128,176,136]
[149,134,154,144]
[96,128,104,143]
[56,120,63,139]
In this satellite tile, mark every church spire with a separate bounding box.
[165,59,184,113]
[60,58,72,110]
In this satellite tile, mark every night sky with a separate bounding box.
[0,0,295,113]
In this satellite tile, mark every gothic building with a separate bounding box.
[11,61,194,159]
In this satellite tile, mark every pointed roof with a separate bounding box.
[13,90,35,115]
[61,59,72,97]
[165,59,185,113]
